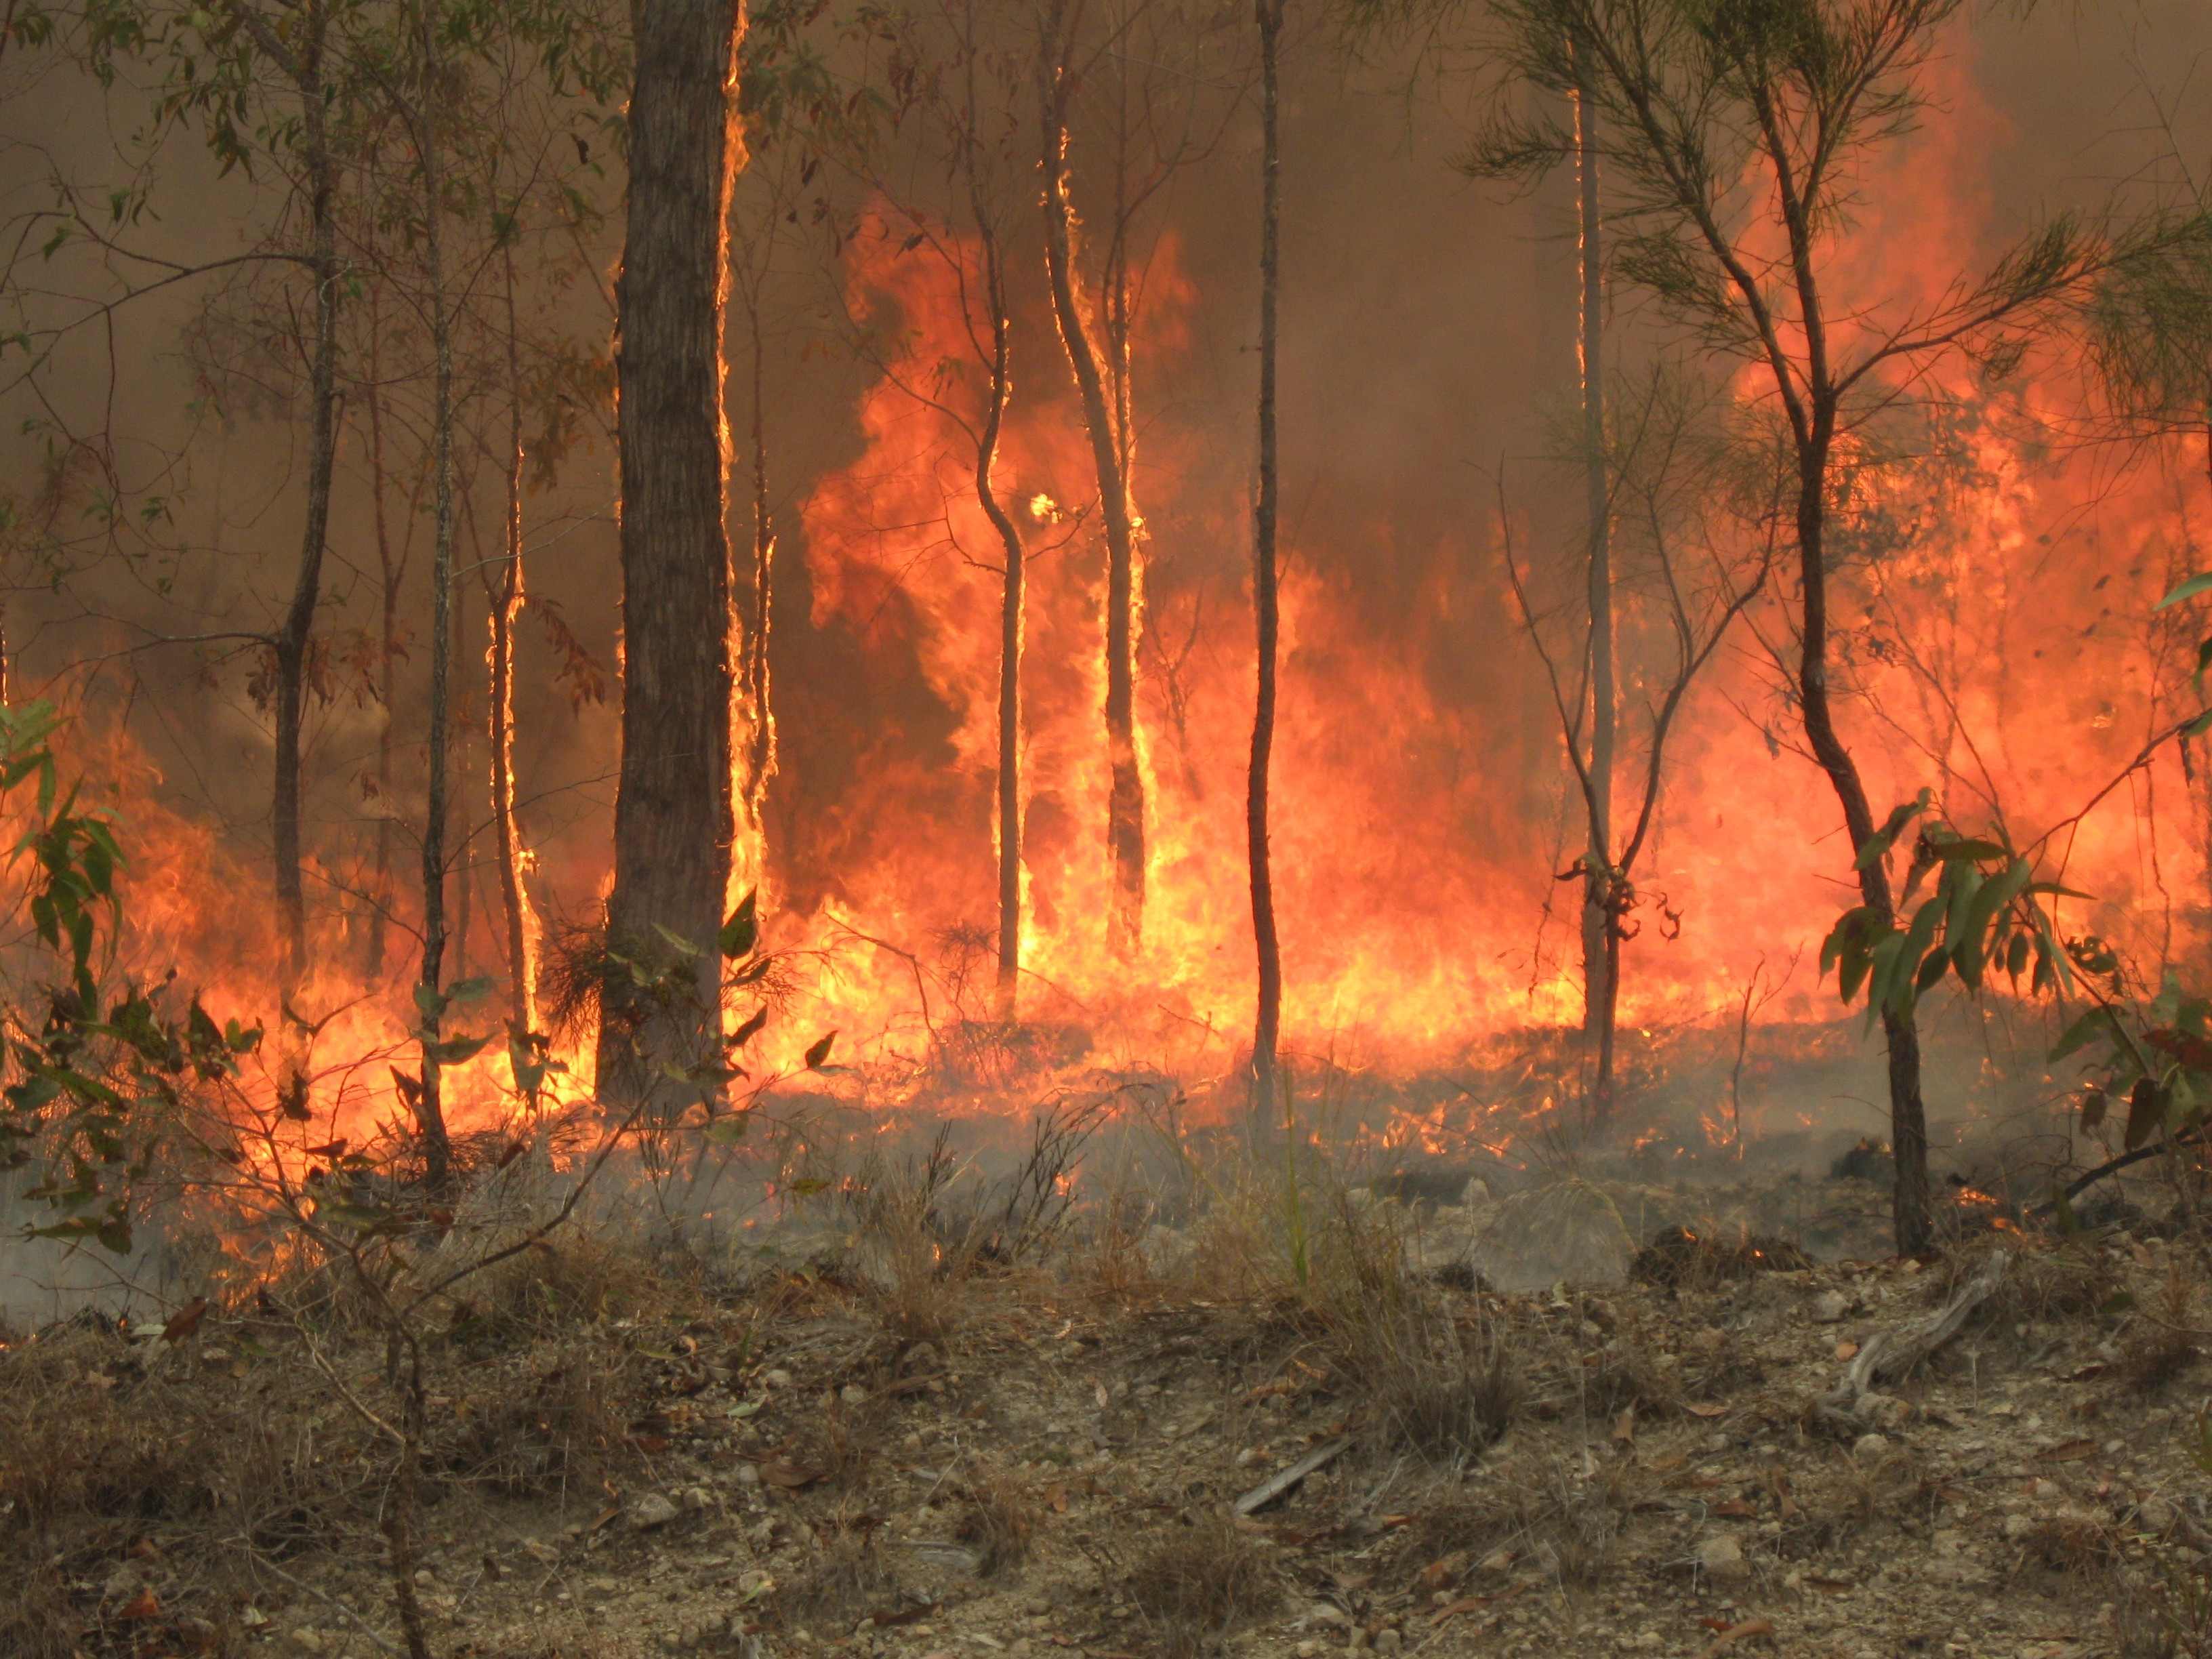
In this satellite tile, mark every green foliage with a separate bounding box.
[1818,794,2074,1029]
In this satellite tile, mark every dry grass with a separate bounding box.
[1629,1224,1811,1290]
[0,1322,359,1659]
[1942,1233,2116,1329]
[1127,1509,1278,1657]
[954,1467,1040,1574]
[782,1515,901,1634]
[2123,1263,2200,1395]
[1408,1456,1637,1587]
[2014,1512,2124,1577]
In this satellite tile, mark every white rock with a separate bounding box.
[1811,1290,1849,1324]
[630,1492,681,1531]
[1853,1433,1891,1464]
[2001,1513,2035,1542]
[289,1632,325,1656]
[1699,1534,1750,1582]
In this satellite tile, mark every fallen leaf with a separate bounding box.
[1702,1617,1776,1654]
[631,1434,668,1454]
[1806,1576,1853,1593]
[1685,1401,1732,1418]
[758,1460,827,1489]
[1833,1340,1859,1361]
[161,1297,208,1345]
[1431,1597,1482,1622]
[1613,1406,1637,1446]
[590,1504,621,1533]
[2036,1439,2100,1463]
[1045,1481,1069,1514]
[1711,1498,1758,1518]
[865,1603,937,1629]
[117,1590,162,1620]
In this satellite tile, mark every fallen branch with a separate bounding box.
[2038,1128,2207,1213]
[1822,1250,2008,1413]
[1233,1435,1351,1516]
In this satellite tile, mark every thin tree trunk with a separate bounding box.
[1038,10,1146,957]
[272,0,340,990]
[972,215,1025,1024]
[415,0,456,1195]
[598,0,745,1114]
[365,295,401,985]
[487,244,536,1036]
[1572,64,1618,1126]
[739,269,775,835]
[1795,421,1929,1252]
[1248,0,1283,1117]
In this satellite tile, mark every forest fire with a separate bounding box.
[21,11,2212,1656]
[0,0,2209,1282]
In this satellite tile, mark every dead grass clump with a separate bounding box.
[0,1324,348,1654]
[1630,1225,1811,1290]
[1777,1448,1926,1555]
[2123,1265,2200,1395]
[954,1469,1039,1574]
[1127,1509,1277,1657]
[782,1516,901,1633]
[462,1232,670,1345]
[1411,1459,1635,1587]
[1946,1234,2116,1328]
[440,1338,634,1497]
[2015,1513,2123,1578]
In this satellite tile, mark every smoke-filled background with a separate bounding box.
[5,0,2212,1144]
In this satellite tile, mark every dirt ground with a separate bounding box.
[9,1170,2212,1659]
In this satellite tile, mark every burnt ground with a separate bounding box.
[8,1170,2212,1659]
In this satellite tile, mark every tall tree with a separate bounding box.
[597,0,747,1111]
[1569,44,1617,1115]
[1470,0,2146,1250]
[1248,0,1284,1113]
[1037,0,1147,958]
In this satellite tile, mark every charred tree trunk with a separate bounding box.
[971,209,1026,1024]
[1795,417,1929,1253]
[1248,0,1283,1117]
[1038,14,1146,957]
[739,271,776,839]
[1572,64,1618,1126]
[413,0,456,1195]
[270,0,340,991]
[487,245,537,1036]
[365,300,403,985]
[598,0,745,1113]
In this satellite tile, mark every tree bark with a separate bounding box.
[487,244,537,1036]
[738,258,776,838]
[1038,4,1146,958]
[1572,64,1618,1125]
[414,0,456,1195]
[968,212,1025,1023]
[1248,0,1283,1117]
[271,0,340,991]
[598,0,745,1113]
[364,292,403,985]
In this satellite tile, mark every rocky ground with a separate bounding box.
[9,1167,2212,1659]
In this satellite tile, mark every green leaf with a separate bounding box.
[653,922,706,959]
[1855,791,1932,872]
[804,1030,838,1069]
[1932,838,2005,863]
[705,1117,747,1145]
[447,975,495,1004]
[730,1005,768,1047]
[425,1032,493,1066]
[413,981,446,1020]
[2052,1185,2081,1237]
[2157,571,2212,611]
[2125,1076,2167,1151]
[720,889,760,958]
[2051,1006,2123,1063]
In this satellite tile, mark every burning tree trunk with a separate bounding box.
[1571,60,1618,1121]
[362,293,409,986]
[971,216,1027,1023]
[485,245,537,1037]
[598,0,746,1112]
[264,0,340,991]
[1038,0,1147,958]
[413,0,457,1196]
[1248,0,1284,1114]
